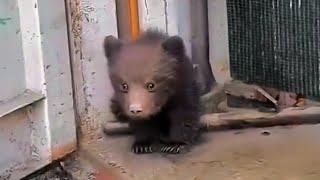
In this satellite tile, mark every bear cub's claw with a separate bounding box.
[160,144,185,154]
[131,142,153,154]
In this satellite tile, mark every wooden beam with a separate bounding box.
[103,107,320,135]
[128,0,140,39]
[115,0,140,40]
[115,0,131,40]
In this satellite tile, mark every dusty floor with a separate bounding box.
[24,124,320,180]
[80,124,320,180]
[22,162,74,180]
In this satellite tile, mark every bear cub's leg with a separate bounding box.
[130,121,159,154]
[160,107,199,154]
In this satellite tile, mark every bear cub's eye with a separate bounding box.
[146,82,155,91]
[120,83,129,92]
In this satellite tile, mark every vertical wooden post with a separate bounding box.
[116,0,140,40]
[128,0,140,39]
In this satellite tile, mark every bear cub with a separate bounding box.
[104,30,200,154]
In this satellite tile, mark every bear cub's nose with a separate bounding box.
[129,104,143,114]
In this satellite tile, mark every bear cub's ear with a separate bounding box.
[161,36,186,59]
[103,35,123,59]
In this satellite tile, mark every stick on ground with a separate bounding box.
[103,107,320,135]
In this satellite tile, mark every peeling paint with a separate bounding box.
[71,1,83,38]
[0,17,11,25]
[31,145,41,161]
[163,0,168,33]
[68,0,117,140]
[144,0,149,17]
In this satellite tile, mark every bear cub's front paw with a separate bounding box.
[159,143,186,154]
[131,142,153,154]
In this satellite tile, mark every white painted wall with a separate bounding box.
[0,0,27,101]
[138,0,167,32]
[139,0,231,84]
[138,0,216,92]
[138,0,192,57]
[0,0,76,179]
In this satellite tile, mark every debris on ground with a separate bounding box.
[22,152,118,180]
[200,83,227,114]
[22,162,73,180]
[224,80,301,112]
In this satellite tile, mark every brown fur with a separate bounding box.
[104,30,200,154]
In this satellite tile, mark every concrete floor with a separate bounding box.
[82,124,320,180]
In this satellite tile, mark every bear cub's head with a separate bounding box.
[103,31,187,120]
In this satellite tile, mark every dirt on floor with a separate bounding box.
[80,124,320,180]
[23,124,320,180]
[22,162,74,180]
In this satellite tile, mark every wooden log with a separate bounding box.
[103,107,320,135]
[103,121,132,135]
[200,107,320,130]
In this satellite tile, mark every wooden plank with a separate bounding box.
[103,121,132,135]
[201,107,320,130]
